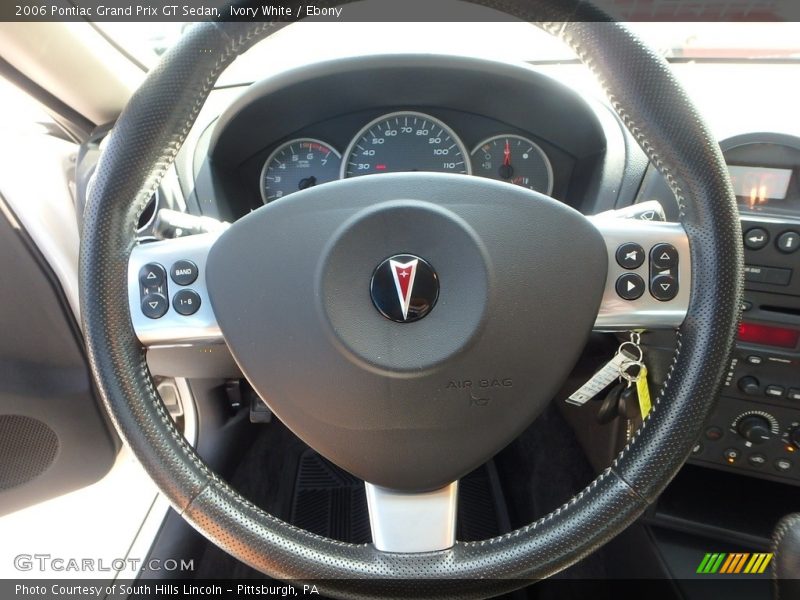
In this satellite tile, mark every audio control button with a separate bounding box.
[777,231,799,254]
[141,293,168,319]
[615,243,645,269]
[651,243,679,270]
[615,273,645,300]
[744,228,769,250]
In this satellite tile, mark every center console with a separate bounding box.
[639,132,800,486]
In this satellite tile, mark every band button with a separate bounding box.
[170,260,198,286]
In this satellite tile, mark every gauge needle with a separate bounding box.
[298,176,317,190]
[499,140,513,180]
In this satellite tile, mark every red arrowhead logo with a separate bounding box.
[389,259,419,321]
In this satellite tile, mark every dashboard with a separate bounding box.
[187,55,626,222]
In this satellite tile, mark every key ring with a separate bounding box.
[617,341,643,363]
[619,359,645,384]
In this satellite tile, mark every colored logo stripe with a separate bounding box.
[697,553,773,574]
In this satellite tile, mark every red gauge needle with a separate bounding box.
[499,139,514,180]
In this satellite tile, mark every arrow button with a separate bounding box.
[650,243,678,270]
[141,293,168,319]
[139,262,167,288]
[615,273,645,301]
[651,274,678,301]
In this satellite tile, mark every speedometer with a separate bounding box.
[342,111,470,178]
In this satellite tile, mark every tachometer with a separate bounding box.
[470,134,553,195]
[260,138,341,203]
[342,111,470,178]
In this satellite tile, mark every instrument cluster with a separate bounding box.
[259,110,554,204]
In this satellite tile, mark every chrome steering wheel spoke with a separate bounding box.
[365,482,459,553]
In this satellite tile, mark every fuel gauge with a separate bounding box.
[470,134,553,195]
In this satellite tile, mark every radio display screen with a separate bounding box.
[728,165,793,209]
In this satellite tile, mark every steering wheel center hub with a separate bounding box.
[205,173,608,490]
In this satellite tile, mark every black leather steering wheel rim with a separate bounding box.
[79,2,742,597]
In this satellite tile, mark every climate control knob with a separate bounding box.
[738,376,761,396]
[736,415,772,444]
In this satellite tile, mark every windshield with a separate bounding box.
[98,21,800,69]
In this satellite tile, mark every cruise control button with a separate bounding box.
[170,259,198,286]
[139,263,166,288]
[777,231,799,254]
[172,289,201,316]
[615,243,645,270]
[650,274,678,301]
[650,243,678,270]
[141,293,169,319]
[615,273,645,300]
[744,227,770,250]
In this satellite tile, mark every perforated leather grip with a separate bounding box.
[80,3,742,597]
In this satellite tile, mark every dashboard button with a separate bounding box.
[765,385,785,398]
[615,273,645,300]
[705,426,723,441]
[744,265,766,282]
[141,293,169,319]
[746,355,763,365]
[777,231,799,254]
[170,259,198,286]
[723,448,740,464]
[741,300,753,312]
[744,228,770,250]
[615,243,645,269]
[173,289,201,316]
[763,267,792,286]
[139,263,166,288]
[650,274,678,301]
[788,388,800,401]
[775,458,792,473]
[748,453,767,467]
[650,243,678,270]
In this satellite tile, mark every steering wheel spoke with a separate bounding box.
[365,482,458,553]
[128,232,222,346]
[589,216,690,331]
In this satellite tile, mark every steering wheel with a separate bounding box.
[80,2,742,597]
